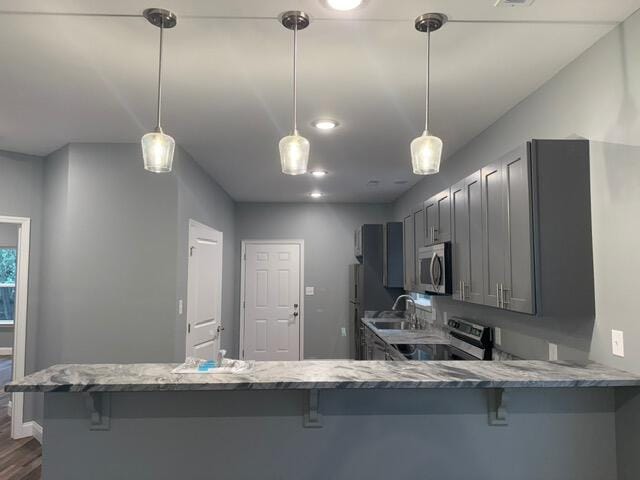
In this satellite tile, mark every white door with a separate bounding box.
[186,221,223,360]
[242,242,301,361]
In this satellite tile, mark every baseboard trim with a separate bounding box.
[22,421,43,444]
[0,347,13,355]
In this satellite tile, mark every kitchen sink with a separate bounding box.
[370,320,416,331]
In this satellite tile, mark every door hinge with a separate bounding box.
[188,323,191,333]
[243,301,245,309]
[190,246,195,257]
[243,253,246,260]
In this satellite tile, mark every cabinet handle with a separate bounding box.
[496,283,500,308]
[433,227,438,241]
[502,286,510,307]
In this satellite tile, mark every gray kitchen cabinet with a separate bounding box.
[502,146,534,313]
[424,189,451,244]
[383,222,404,288]
[403,214,415,291]
[482,146,534,314]
[451,171,483,304]
[354,227,363,258]
[411,205,425,292]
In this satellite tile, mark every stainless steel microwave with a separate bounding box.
[417,242,452,295]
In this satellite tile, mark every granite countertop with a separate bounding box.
[6,360,640,393]
[361,318,450,346]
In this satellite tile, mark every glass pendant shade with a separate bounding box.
[142,131,176,173]
[411,131,443,175]
[279,131,310,176]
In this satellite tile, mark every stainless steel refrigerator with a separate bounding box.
[349,224,403,359]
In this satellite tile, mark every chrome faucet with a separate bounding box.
[392,295,419,329]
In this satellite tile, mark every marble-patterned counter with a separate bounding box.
[361,317,450,346]
[6,360,640,393]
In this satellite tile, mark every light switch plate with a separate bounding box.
[494,327,502,346]
[612,330,624,357]
[548,343,558,361]
[341,327,347,337]
[305,287,315,295]
[178,299,183,315]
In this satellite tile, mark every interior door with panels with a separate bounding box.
[502,145,535,314]
[186,221,223,361]
[243,243,301,361]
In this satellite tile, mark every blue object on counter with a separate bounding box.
[197,360,218,372]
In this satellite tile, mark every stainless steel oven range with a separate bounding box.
[391,318,494,361]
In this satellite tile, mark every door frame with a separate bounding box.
[239,239,305,361]
[0,216,31,439]
[185,219,223,360]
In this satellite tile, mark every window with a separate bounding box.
[0,248,17,324]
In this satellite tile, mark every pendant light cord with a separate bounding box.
[292,21,298,134]
[425,26,431,134]
[156,22,164,132]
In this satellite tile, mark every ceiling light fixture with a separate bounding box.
[326,0,363,11]
[312,119,339,130]
[411,13,447,176]
[279,11,311,176]
[141,8,177,173]
[311,170,328,177]
[310,191,323,198]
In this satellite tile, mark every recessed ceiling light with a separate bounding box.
[312,119,339,130]
[311,170,328,177]
[325,0,363,11]
[310,191,323,198]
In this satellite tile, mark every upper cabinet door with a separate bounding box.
[413,206,426,250]
[403,214,415,291]
[424,197,438,245]
[481,162,507,308]
[502,146,535,314]
[436,189,451,243]
[465,171,484,305]
[450,179,468,301]
[424,189,451,244]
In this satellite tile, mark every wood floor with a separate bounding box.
[0,356,41,479]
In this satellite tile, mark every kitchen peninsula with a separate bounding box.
[8,361,640,480]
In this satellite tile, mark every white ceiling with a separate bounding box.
[0,0,639,202]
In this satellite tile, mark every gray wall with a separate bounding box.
[0,149,43,421]
[0,223,18,349]
[174,147,237,358]
[394,10,640,373]
[43,388,621,480]
[38,143,178,369]
[235,203,393,359]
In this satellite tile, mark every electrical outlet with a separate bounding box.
[548,343,558,361]
[494,327,502,346]
[305,286,315,295]
[341,327,347,337]
[612,330,624,357]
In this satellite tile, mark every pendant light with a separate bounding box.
[141,8,177,173]
[411,13,447,175]
[279,11,310,176]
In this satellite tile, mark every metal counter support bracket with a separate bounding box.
[83,392,111,431]
[303,389,322,428]
[488,388,509,426]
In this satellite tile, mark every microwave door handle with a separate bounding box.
[430,252,438,292]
